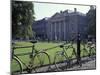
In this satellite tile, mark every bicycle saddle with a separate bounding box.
[30,40,37,44]
[60,45,64,48]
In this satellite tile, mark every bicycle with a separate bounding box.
[81,41,89,57]
[87,41,96,57]
[11,40,51,74]
[54,41,77,71]
[81,41,96,58]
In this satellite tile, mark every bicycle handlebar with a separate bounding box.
[29,40,37,44]
[13,46,33,49]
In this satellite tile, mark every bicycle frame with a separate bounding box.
[60,42,77,60]
[11,42,37,73]
[11,41,51,73]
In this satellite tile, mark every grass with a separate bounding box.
[11,41,96,72]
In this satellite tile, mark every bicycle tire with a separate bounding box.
[81,48,89,57]
[89,47,96,56]
[64,45,76,59]
[32,52,51,73]
[11,56,23,74]
[54,53,68,71]
[69,47,76,59]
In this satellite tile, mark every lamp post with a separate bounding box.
[77,33,81,66]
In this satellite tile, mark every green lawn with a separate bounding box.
[11,41,96,72]
[12,42,63,72]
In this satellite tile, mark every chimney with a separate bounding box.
[74,8,77,12]
[60,11,63,13]
[65,10,68,13]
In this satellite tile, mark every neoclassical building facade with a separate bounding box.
[33,8,87,41]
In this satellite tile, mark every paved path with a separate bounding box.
[67,57,96,71]
[51,55,96,71]
[22,55,96,74]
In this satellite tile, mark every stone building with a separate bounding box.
[32,18,48,40]
[33,8,87,41]
[47,8,87,41]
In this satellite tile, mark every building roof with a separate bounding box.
[50,9,86,19]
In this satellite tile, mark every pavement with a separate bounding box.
[67,57,96,71]
[22,55,96,74]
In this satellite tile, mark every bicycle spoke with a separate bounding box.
[11,57,22,74]
[54,54,68,71]
[32,52,50,72]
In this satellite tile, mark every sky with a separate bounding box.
[33,2,91,20]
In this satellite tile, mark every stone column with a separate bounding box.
[58,22,60,40]
[50,23,52,40]
[57,22,59,40]
[60,22,62,40]
[54,23,57,40]
[64,21,66,40]
[59,22,61,41]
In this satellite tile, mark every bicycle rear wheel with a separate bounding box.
[54,53,68,71]
[32,52,51,73]
[11,56,23,74]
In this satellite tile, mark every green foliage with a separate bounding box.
[12,1,35,40]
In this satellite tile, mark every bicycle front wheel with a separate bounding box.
[81,48,89,57]
[89,47,96,56]
[54,53,68,71]
[11,56,23,74]
[32,52,51,73]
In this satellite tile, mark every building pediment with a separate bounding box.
[50,12,64,19]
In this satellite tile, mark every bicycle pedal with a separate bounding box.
[29,54,33,58]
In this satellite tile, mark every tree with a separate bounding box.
[86,6,96,37]
[12,1,35,40]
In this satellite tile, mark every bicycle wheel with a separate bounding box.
[89,47,96,56]
[81,44,89,57]
[69,47,76,59]
[81,48,89,57]
[32,52,51,73]
[54,52,68,71]
[11,56,23,74]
